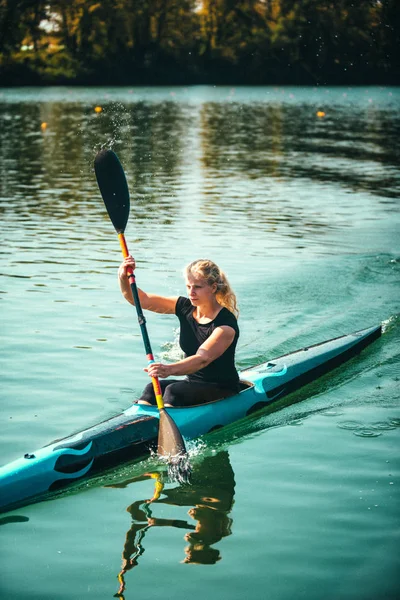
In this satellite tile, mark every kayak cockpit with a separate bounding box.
[239,380,254,391]
[176,380,255,408]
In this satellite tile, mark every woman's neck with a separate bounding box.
[193,299,222,323]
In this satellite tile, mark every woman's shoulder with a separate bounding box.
[175,296,192,316]
[216,307,239,331]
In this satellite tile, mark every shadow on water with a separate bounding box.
[0,515,29,526]
[106,450,235,599]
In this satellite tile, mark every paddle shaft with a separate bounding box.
[118,233,164,410]
[94,149,188,466]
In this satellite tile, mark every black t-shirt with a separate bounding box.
[175,296,239,388]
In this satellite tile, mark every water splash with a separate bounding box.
[382,315,398,334]
[167,454,192,485]
[160,328,183,362]
[150,437,208,484]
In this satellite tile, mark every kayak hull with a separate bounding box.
[0,324,381,513]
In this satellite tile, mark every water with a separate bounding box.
[0,86,399,599]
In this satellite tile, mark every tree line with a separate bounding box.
[0,0,399,86]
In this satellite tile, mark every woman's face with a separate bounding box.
[185,274,216,305]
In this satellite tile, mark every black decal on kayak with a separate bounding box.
[52,415,159,454]
[53,441,89,452]
[54,453,94,474]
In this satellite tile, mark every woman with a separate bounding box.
[118,257,239,408]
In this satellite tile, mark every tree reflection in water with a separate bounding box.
[110,451,235,598]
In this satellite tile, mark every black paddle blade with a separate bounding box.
[94,149,130,234]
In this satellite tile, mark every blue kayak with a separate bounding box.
[0,324,381,513]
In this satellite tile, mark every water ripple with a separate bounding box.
[337,417,400,437]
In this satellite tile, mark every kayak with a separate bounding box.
[0,324,381,513]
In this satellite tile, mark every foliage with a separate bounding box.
[0,0,398,85]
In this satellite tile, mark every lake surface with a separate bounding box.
[0,86,399,600]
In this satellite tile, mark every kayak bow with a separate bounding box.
[0,324,381,513]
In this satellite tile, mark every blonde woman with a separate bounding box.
[118,257,239,407]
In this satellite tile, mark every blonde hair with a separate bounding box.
[184,259,239,318]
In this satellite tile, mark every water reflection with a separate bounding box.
[110,450,235,598]
[1,91,398,229]
[0,100,189,222]
[199,101,400,198]
[200,102,285,178]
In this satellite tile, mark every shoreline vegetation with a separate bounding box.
[0,1,399,87]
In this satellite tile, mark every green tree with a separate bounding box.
[0,0,398,85]
[0,0,46,56]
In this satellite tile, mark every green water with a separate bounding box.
[0,86,399,599]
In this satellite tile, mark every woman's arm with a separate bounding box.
[145,325,235,378]
[118,256,178,314]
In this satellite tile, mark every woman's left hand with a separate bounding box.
[144,362,171,379]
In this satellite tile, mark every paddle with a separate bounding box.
[94,148,190,480]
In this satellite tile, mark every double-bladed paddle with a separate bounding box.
[94,148,190,480]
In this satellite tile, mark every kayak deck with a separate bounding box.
[0,324,381,513]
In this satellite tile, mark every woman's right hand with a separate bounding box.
[118,255,136,279]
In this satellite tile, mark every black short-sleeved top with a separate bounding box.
[175,296,239,388]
